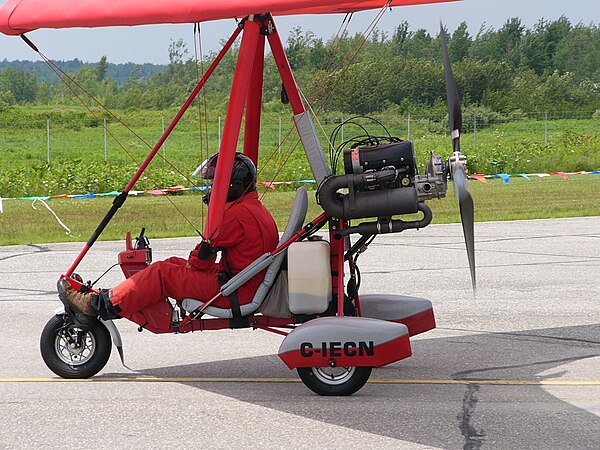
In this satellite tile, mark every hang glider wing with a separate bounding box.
[0,0,458,35]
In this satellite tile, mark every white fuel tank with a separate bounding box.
[287,241,331,314]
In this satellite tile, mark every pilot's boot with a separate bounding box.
[58,280,97,317]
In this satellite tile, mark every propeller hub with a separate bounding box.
[448,151,467,178]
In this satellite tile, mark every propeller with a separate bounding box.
[440,23,476,291]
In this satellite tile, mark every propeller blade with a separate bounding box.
[453,165,476,290]
[441,22,476,291]
[440,23,462,153]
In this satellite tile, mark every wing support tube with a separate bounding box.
[62,26,241,275]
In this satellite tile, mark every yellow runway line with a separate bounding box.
[1,377,600,385]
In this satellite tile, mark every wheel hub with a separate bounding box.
[65,341,85,356]
[312,366,356,385]
[55,327,96,366]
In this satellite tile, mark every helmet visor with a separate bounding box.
[199,154,218,180]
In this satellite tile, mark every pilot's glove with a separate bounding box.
[196,241,217,260]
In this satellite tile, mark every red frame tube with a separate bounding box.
[177,313,298,334]
[243,32,265,166]
[252,323,289,337]
[64,26,241,277]
[205,19,260,239]
[67,16,353,328]
[329,220,347,316]
[267,24,305,114]
[267,21,348,315]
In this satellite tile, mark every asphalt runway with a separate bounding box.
[1,216,599,449]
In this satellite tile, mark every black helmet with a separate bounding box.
[200,152,257,203]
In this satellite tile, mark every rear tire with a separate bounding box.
[40,315,111,379]
[297,366,372,396]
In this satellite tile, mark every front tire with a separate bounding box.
[297,366,372,396]
[40,315,111,379]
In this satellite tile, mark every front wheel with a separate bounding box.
[40,315,112,379]
[297,366,372,396]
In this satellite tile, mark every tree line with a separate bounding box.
[0,16,599,117]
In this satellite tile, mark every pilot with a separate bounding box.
[59,152,279,320]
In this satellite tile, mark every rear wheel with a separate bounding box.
[40,315,111,379]
[297,366,372,396]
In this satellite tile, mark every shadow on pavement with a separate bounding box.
[102,322,600,449]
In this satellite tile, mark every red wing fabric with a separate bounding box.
[0,0,458,35]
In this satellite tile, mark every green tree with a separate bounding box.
[0,68,37,103]
[286,26,317,69]
[450,22,472,62]
[168,38,189,65]
[511,70,543,112]
[95,56,108,81]
[329,60,394,113]
[389,58,445,106]
[470,18,524,69]
[537,70,578,110]
[73,67,101,97]
[523,17,572,74]
[554,24,600,81]
[391,21,410,57]
[404,29,436,60]
[456,59,511,104]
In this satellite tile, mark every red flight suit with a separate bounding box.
[109,191,279,318]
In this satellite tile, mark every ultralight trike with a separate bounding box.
[36,14,474,396]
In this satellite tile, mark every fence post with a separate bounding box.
[103,118,107,162]
[218,116,221,148]
[544,111,548,145]
[407,112,411,140]
[47,119,50,164]
[473,114,477,147]
[161,117,166,162]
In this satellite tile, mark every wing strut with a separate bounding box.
[243,31,266,166]
[205,18,261,238]
[60,14,331,277]
[62,25,241,277]
[205,14,331,240]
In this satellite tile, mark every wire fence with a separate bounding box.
[0,110,598,170]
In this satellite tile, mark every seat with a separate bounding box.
[181,187,309,318]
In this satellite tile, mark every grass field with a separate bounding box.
[1,106,599,198]
[1,105,598,246]
[1,174,598,246]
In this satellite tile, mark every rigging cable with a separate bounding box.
[193,22,211,232]
[258,2,392,197]
[20,35,204,237]
[307,1,392,114]
[302,12,353,108]
[257,13,353,199]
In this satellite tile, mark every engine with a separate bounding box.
[317,139,448,225]
[343,141,417,189]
